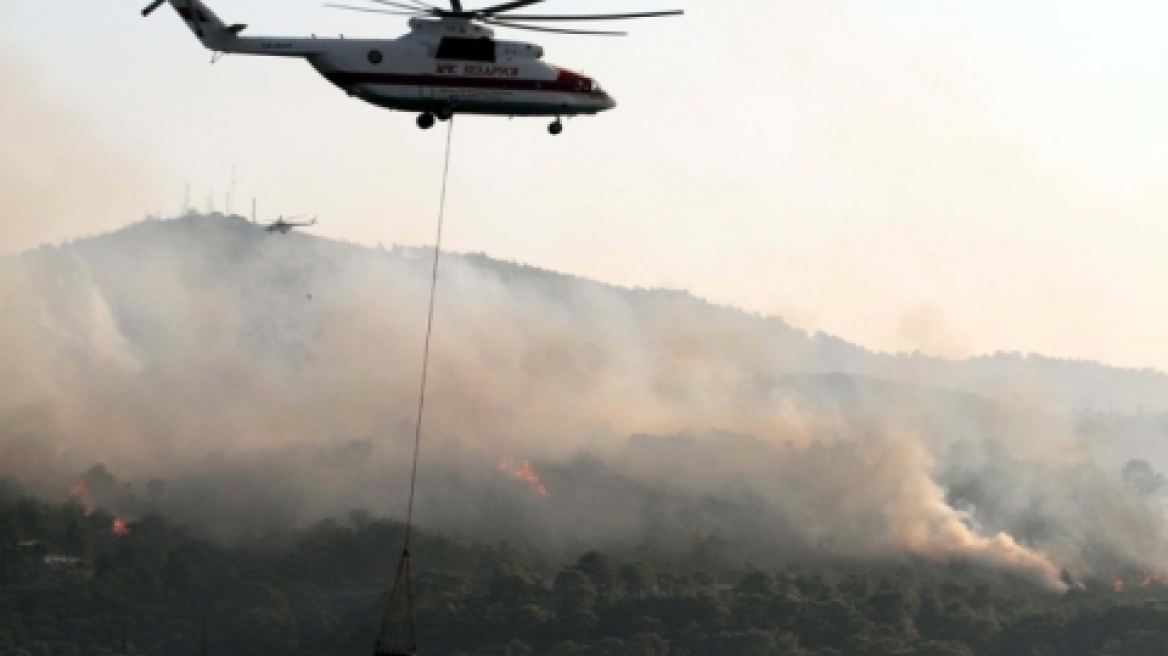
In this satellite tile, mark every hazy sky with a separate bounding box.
[3,0,1168,370]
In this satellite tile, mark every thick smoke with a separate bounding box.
[2,215,1168,590]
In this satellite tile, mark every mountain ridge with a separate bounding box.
[11,212,1164,416]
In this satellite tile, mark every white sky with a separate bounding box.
[3,0,1168,370]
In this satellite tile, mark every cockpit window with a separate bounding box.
[436,37,496,63]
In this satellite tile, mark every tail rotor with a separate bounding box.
[140,0,236,46]
[140,1,205,40]
[141,0,166,16]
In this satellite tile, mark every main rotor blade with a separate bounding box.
[326,3,427,16]
[501,10,683,21]
[482,18,626,35]
[366,0,439,12]
[473,0,549,18]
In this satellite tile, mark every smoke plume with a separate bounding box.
[2,215,1168,590]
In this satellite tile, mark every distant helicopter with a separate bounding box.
[141,0,682,135]
[264,216,318,234]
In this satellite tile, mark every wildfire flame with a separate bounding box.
[68,479,88,498]
[1112,578,1125,594]
[1139,571,1160,587]
[68,478,93,513]
[111,517,129,536]
[498,458,549,497]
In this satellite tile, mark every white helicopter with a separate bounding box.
[142,0,682,134]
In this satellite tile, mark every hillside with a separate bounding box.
[0,214,1166,584]
[6,486,1168,656]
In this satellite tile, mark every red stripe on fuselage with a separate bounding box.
[326,71,605,95]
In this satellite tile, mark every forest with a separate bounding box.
[3,478,1167,656]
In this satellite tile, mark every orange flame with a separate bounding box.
[1140,571,1159,587]
[498,459,549,497]
[68,478,93,513]
[69,479,88,498]
[1112,578,1125,594]
[111,517,129,536]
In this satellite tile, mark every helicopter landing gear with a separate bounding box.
[549,118,563,136]
[435,106,454,122]
[417,112,436,130]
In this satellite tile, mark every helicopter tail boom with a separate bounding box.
[144,0,329,57]
[147,0,236,50]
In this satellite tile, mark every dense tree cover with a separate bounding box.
[3,482,1168,656]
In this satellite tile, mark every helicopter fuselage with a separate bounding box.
[171,2,615,120]
[318,20,615,117]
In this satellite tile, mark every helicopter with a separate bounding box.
[141,0,682,135]
[264,216,319,234]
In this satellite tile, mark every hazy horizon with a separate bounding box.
[11,211,1168,376]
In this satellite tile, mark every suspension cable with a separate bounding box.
[403,116,455,553]
[375,118,456,656]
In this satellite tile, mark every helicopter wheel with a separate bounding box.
[549,119,563,136]
[417,112,436,130]
[435,106,454,122]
